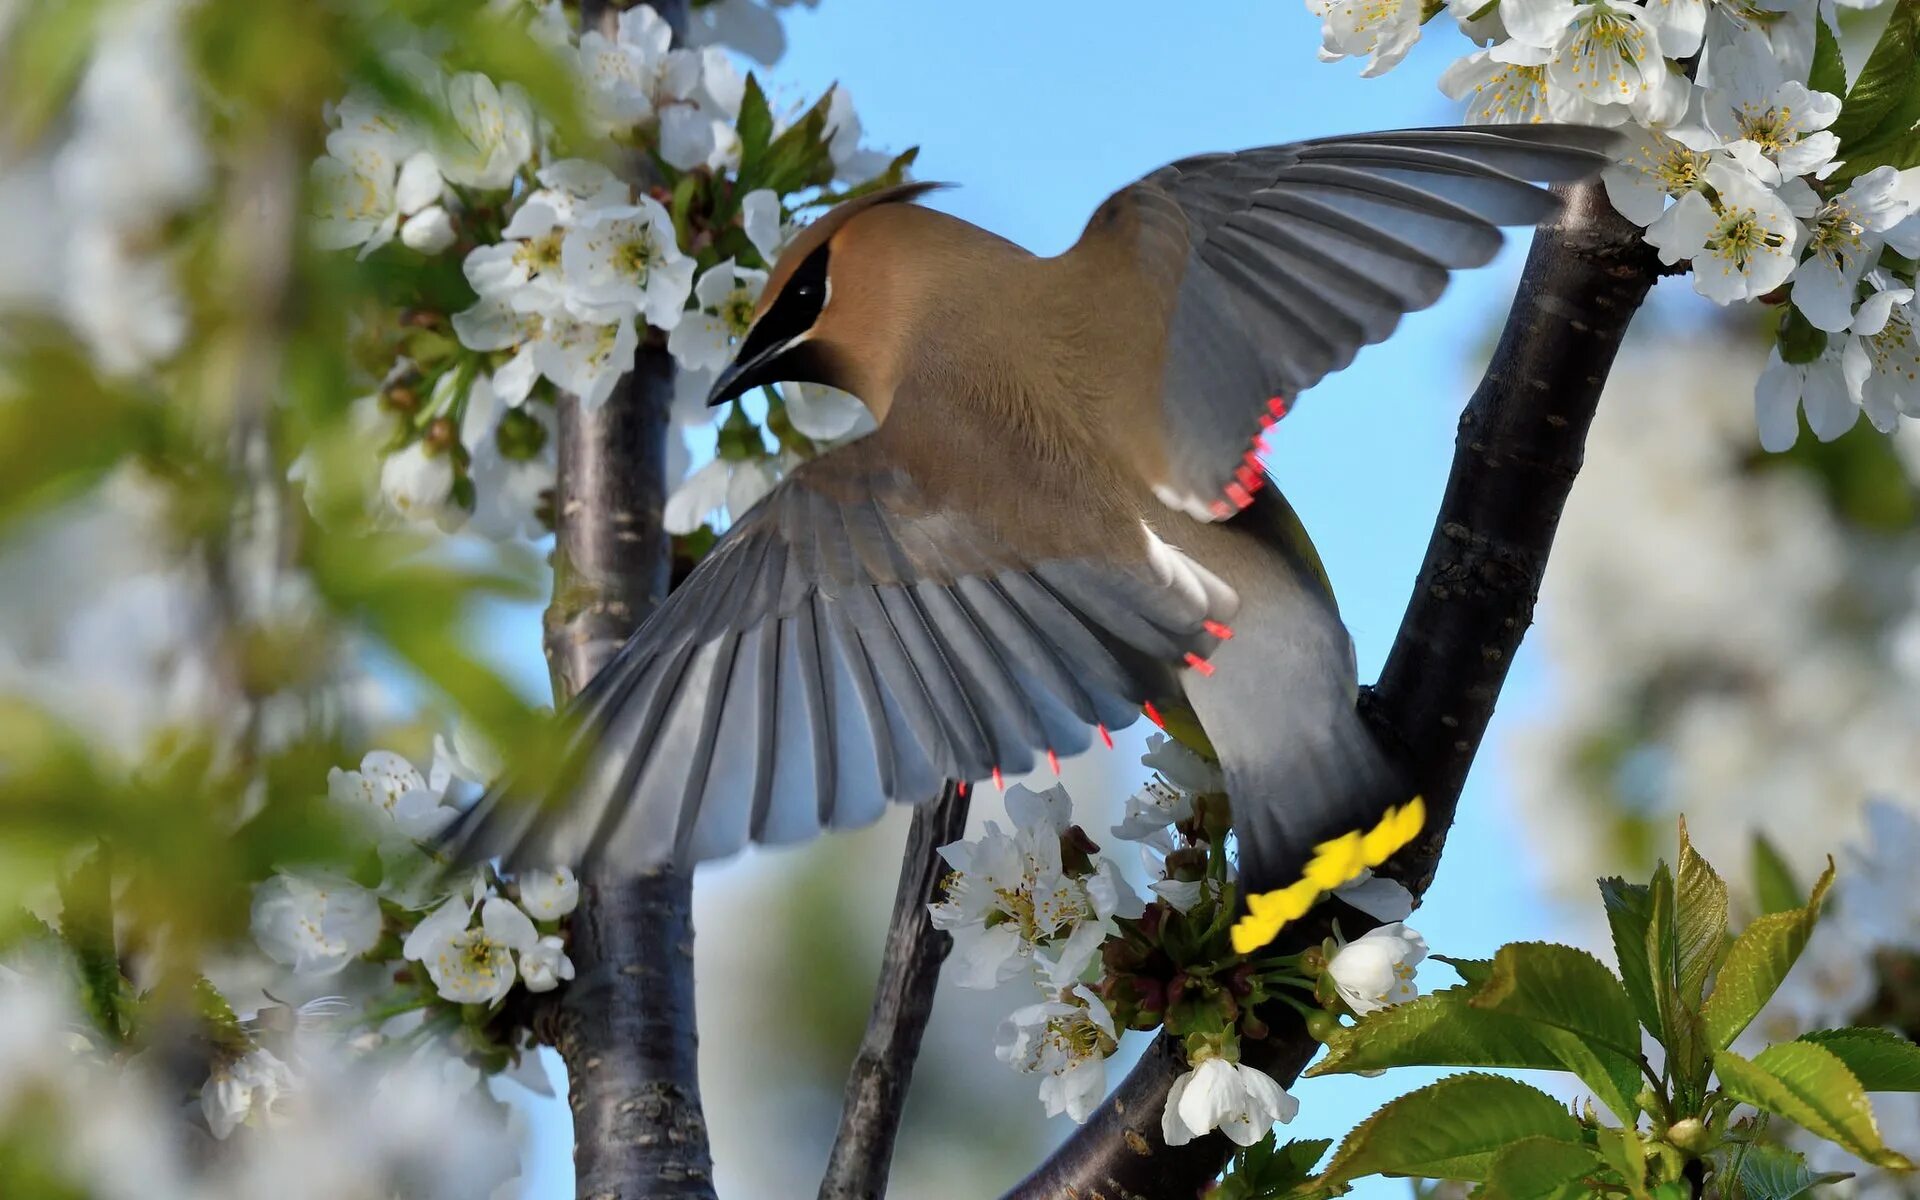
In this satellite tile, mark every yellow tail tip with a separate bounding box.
[1228,796,1427,956]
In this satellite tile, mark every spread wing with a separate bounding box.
[448,425,1236,876]
[1077,125,1622,520]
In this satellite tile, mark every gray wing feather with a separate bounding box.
[448,464,1231,876]
[1118,124,1623,517]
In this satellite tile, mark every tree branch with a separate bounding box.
[819,781,973,1200]
[539,339,715,1200]
[1001,178,1661,1200]
[532,5,714,1198]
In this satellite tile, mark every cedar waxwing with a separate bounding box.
[451,125,1621,954]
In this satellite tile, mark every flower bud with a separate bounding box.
[1304,1009,1344,1043]
[1666,1117,1711,1155]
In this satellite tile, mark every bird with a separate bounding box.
[449,123,1623,955]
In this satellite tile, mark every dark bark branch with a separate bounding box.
[1001,178,1661,1200]
[540,339,715,1200]
[819,781,973,1200]
[535,6,712,1199]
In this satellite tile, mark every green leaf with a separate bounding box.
[1594,1126,1652,1200]
[1701,860,1834,1051]
[1471,942,1646,1119]
[1731,1142,1852,1200]
[57,849,132,1045]
[1800,1028,1920,1091]
[1437,955,1494,986]
[735,73,775,175]
[807,146,923,207]
[1311,984,1604,1079]
[1811,17,1847,101]
[1599,876,1662,1038]
[1223,1135,1336,1199]
[1318,1074,1583,1187]
[1832,0,1920,146]
[1714,1043,1912,1169]
[1828,0,1920,182]
[1480,1137,1604,1200]
[1751,833,1805,916]
[749,89,838,196]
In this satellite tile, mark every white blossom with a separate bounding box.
[379,441,459,528]
[1306,0,1425,78]
[202,1047,295,1139]
[783,382,875,442]
[1688,33,1839,185]
[1142,732,1224,795]
[823,85,893,183]
[430,721,504,793]
[519,936,576,993]
[251,872,383,976]
[412,897,537,1005]
[517,866,581,920]
[741,188,790,263]
[561,199,696,329]
[995,984,1117,1123]
[1162,1055,1299,1147]
[660,103,743,174]
[1645,162,1799,304]
[1603,125,1713,227]
[399,204,457,253]
[930,784,1140,990]
[1500,0,1670,113]
[663,456,733,534]
[1838,278,1920,428]
[1327,921,1428,1015]
[1333,869,1416,921]
[578,4,699,131]
[1112,780,1196,842]
[668,258,767,372]
[1788,168,1917,334]
[432,72,534,190]
[329,749,460,843]
[1755,348,1852,450]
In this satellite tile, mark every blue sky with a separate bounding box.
[513,2,1597,1193]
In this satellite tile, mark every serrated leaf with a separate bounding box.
[1481,1137,1604,1200]
[1310,985,1600,1079]
[1800,1028,1920,1091]
[1471,942,1645,1119]
[1811,18,1847,101]
[1702,860,1834,1050]
[751,90,838,196]
[1832,0,1920,147]
[1595,1126,1652,1200]
[1828,0,1920,183]
[1318,1074,1583,1187]
[1732,1141,1853,1200]
[1600,877,1662,1037]
[1715,1043,1912,1169]
[1437,955,1494,986]
[1229,1135,1335,1199]
[1751,833,1804,916]
[1647,860,1711,1105]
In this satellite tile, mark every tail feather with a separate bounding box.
[1228,708,1424,955]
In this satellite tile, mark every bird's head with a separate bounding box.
[705,180,950,416]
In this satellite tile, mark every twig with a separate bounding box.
[1000,178,1661,1199]
[819,781,973,1200]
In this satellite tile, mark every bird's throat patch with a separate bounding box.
[1229,797,1427,956]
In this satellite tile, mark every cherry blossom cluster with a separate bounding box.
[238,739,571,1146]
[931,735,1431,1145]
[308,2,897,543]
[1308,0,1920,452]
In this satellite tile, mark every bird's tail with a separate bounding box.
[1226,707,1424,955]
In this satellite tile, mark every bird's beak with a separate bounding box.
[705,338,792,408]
